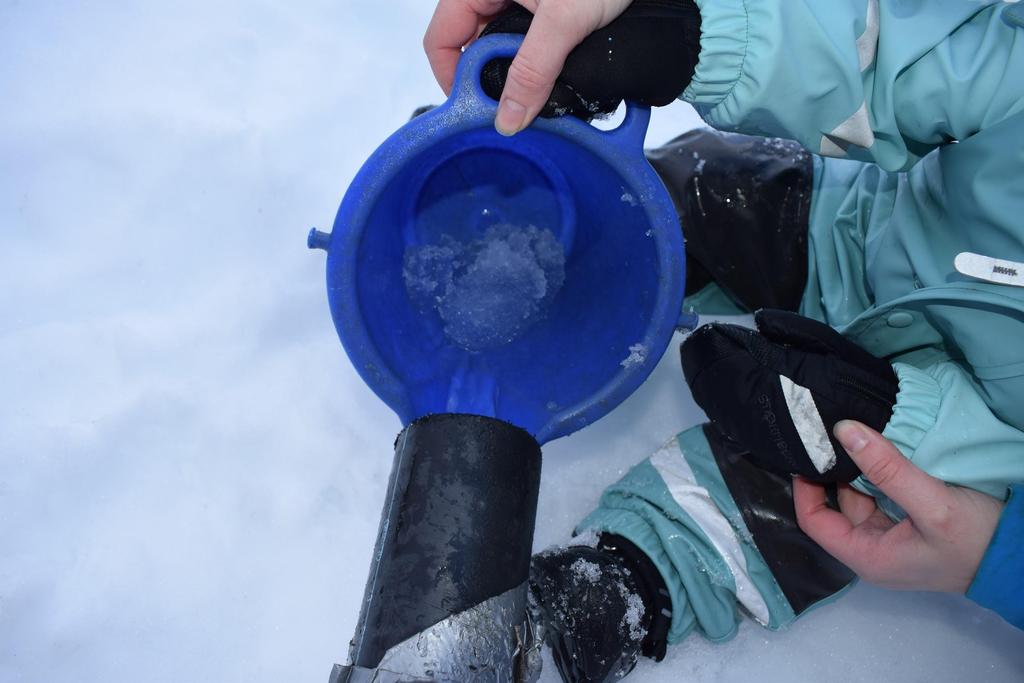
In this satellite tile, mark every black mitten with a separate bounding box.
[479,0,702,120]
[681,309,899,482]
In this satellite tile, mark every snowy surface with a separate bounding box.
[2,1,1023,682]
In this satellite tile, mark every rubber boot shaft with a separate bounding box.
[347,413,542,669]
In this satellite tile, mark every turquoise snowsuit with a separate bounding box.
[580,0,1024,640]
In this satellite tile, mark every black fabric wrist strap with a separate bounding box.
[599,533,672,662]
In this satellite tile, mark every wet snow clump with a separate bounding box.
[403,224,566,351]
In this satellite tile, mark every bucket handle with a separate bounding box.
[450,33,650,151]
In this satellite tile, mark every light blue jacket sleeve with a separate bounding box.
[684,0,1024,170]
[967,485,1024,630]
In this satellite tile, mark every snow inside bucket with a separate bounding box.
[402,224,566,352]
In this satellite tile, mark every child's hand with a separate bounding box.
[423,0,634,134]
[794,420,1005,593]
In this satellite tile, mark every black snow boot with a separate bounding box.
[529,535,672,683]
[646,128,814,312]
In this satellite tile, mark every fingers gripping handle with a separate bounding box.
[449,32,521,111]
[451,33,650,149]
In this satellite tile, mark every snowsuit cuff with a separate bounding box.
[576,508,698,645]
[682,0,753,126]
[966,485,1024,630]
[849,363,939,513]
[879,362,941,460]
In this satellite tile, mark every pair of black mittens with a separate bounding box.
[681,310,899,482]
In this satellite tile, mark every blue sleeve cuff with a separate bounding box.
[851,362,938,511]
[967,485,1024,630]
[879,362,940,460]
[681,0,749,116]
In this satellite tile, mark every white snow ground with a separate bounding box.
[1,2,1022,682]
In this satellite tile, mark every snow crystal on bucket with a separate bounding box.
[620,343,647,369]
[403,224,566,352]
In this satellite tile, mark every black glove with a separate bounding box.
[681,309,899,482]
[530,535,671,683]
[480,0,702,120]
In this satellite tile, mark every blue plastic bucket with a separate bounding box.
[309,34,685,444]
